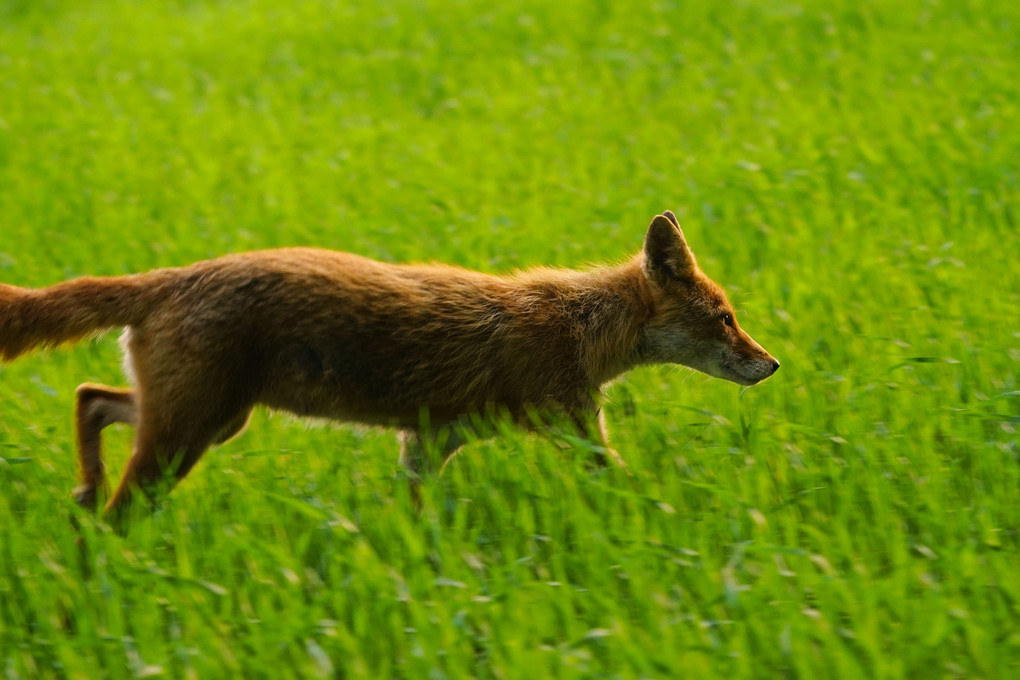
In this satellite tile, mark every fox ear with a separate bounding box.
[643,214,696,283]
[662,210,680,228]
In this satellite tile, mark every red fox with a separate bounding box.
[0,211,778,522]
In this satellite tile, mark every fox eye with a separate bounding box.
[722,313,734,328]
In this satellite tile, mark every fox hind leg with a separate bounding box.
[98,340,257,529]
[101,399,255,530]
[73,383,137,511]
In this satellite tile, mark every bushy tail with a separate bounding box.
[0,274,165,361]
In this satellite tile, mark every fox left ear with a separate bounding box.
[643,214,697,283]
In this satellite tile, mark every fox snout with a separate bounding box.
[721,326,780,386]
[725,348,780,386]
[640,315,780,387]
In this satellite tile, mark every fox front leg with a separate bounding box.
[571,408,629,471]
[397,427,467,507]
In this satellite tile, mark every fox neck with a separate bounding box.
[562,258,653,388]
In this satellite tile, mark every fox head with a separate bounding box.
[637,211,779,386]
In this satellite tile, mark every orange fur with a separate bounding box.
[0,212,778,524]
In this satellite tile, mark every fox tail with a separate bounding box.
[0,274,164,361]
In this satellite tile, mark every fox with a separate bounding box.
[0,211,778,524]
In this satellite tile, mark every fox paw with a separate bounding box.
[72,485,100,511]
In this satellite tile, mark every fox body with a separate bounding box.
[0,212,778,522]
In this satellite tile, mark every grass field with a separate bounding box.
[2,0,1019,677]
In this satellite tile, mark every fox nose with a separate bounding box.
[769,358,780,374]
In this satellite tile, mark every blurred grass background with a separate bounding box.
[1,0,1018,677]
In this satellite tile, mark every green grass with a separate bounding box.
[1,0,1019,677]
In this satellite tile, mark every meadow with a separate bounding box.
[1,0,1018,677]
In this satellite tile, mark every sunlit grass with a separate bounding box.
[1,0,1018,677]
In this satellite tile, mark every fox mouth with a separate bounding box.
[718,360,775,386]
[727,369,763,386]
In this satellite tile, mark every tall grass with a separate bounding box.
[1,0,1018,677]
